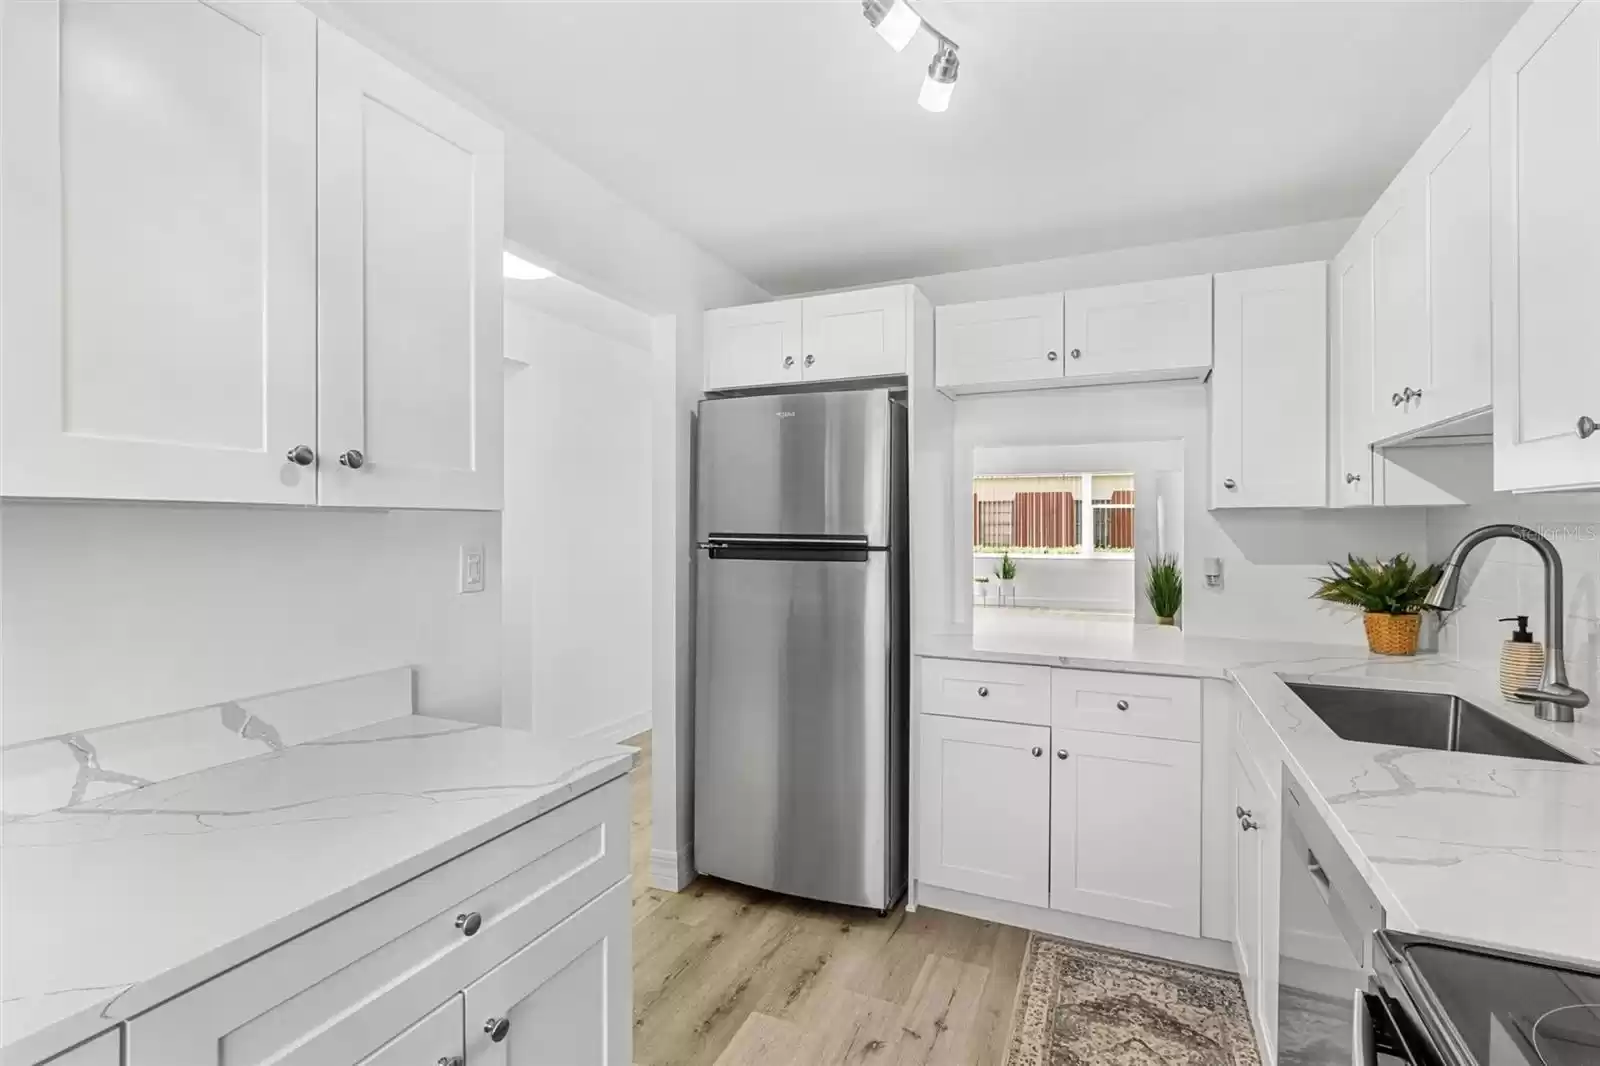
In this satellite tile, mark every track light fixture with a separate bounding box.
[861,0,921,53]
[860,0,962,112]
[919,39,959,113]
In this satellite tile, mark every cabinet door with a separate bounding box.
[918,715,1050,907]
[1329,246,1375,506]
[1367,183,1427,444]
[357,996,464,1066]
[1413,68,1492,428]
[1061,275,1212,382]
[1230,748,1264,1015]
[704,301,804,390]
[1049,730,1201,936]
[801,287,909,381]
[934,294,1065,388]
[44,1030,121,1066]
[1,0,317,504]
[1211,262,1327,509]
[317,24,505,510]
[1492,0,1600,492]
[463,878,631,1066]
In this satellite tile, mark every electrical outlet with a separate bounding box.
[459,544,485,594]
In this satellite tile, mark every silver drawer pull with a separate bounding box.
[1580,415,1596,440]
[485,1016,511,1043]
[977,686,989,697]
[1115,699,1129,711]
[1056,748,1068,760]
[1240,816,1260,831]
[1030,746,1043,758]
[455,911,482,937]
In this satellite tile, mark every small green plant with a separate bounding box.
[994,551,1017,581]
[1311,554,1444,615]
[1146,554,1183,622]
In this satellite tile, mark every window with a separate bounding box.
[973,473,1135,557]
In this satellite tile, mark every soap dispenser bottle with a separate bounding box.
[1498,615,1546,701]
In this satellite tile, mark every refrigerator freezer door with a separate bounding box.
[694,551,891,910]
[697,390,892,544]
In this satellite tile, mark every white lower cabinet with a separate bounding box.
[43,1032,121,1066]
[357,996,463,1066]
[918,713,1051,907]
[1049,730,1201,936]
[1231,735,1280,1066]
[462,879,631,1066]
[122,780,630,1066]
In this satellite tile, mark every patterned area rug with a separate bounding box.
[1004,935,1262,1066]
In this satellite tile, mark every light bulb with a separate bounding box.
[503,251,554,281]
[920,41,958,112]
[918,74,954,112]
[865,0,921,52]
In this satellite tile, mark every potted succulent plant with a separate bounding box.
[994,551,1017,606]
[1145,554,1182,625]
[1311,553,1444,656]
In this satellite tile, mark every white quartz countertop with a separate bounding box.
[1232,660,1600,969]
[0,715,636,1065]
[918,610,1398,679]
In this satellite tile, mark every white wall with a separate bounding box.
[951,384,1429,645]
[502,297,653,746]
[0,501,501,745]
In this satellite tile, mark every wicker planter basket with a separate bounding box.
[1364,612,1422,656]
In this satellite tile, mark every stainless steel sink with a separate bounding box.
[1283,683,1582,764]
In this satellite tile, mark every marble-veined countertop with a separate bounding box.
[1,715,636,1066]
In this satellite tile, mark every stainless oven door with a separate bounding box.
[1278,773,1386,1066]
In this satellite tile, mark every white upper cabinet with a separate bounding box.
[1,6,504,510]
[317,25,504,511]
[1329,248,1376,506]
[704,286,913,391]
[1210,262,1327,509]
[704,301,805,390]
[2,0,318,504]
[1349,67,1492,447]
[934,293,1066,388]
[1061,275,1213,384]
[1491,0,1600,492]
[801,286,910,381]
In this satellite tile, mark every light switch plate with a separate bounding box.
[460,544,485,594]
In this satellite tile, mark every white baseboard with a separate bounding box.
[577,711,651,746]
[648,844,695,892]
[915,882,1236,973]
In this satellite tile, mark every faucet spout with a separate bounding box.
[1427,524,1588,722]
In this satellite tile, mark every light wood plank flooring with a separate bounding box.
[625,732,1028,1066]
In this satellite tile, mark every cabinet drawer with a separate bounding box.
[920,657,1051,726]
[126,778,628,1066]
[1051,669,1201,742]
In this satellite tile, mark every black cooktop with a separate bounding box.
[1404,941,1600,1066]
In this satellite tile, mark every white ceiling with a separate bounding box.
[334,0,1528,295]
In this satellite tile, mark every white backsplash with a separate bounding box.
[1427,493,1600,695]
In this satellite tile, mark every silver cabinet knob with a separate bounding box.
[1116,699,1130,711]
[439,1058,464,1066]
[455,911,482,937]
[1580,416,1596,440]
[1056,748,1068,760]
[484,1017,511,1043]
[1345,472,1362,484]
[783,355,795,368]
[339,448,365,470]
[1392,392,1405,407]
[977,686,989,698]
[1240,816,1260,832]
[1069,348,1081,359]
[1030,746,1043,758]
[804,353,815,367]
[1046,350,1059,361]
[1236,805,1252,820]
[1223,478,1237,490]
[285,444,315,466]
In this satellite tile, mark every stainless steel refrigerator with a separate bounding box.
[693,388,908,912]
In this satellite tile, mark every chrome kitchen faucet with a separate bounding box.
[1424,524,1590,723]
